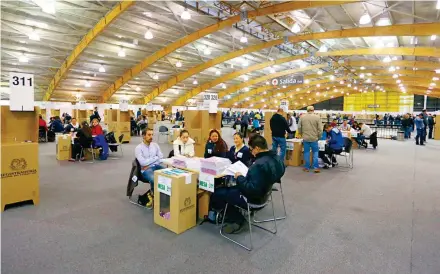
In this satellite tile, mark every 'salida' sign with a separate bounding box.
[271,75,304,86]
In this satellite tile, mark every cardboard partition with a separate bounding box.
[1,143,39,211]
[194,144,205,158]
[154,169,197,234]
[186,128,202,144]
[56,135,72,160]
[107,122,118,132]
[434,120,440,140]
[118,122,130,132]
[197,190,211,219]
[285,141,303,166]
[1,106,39,143]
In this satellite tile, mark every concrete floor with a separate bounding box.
[2,132,440,274]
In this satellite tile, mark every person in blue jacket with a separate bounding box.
[50,116,64,133]
[228,133,252,166]
[320,124,344,169]
[204,129,228,158]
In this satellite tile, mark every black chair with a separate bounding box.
[158,125,169,143]
[334,137,354,169]
[38,127,47,142]
[108,134,124,157]
[127,159,152,207]
[219,190,277,251]
[364,132,378,149]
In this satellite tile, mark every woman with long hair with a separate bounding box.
[69,121,94,162]
[172,129,195,157]
[204,129,228,158]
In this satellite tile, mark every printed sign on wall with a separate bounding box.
[9,72,34,111]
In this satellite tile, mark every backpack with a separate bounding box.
[168,145,181,158]
[105,132,118,152]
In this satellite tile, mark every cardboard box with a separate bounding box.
[107,122,118,132]
[154,168,197,234]
[197,190,211,219]
[84,148,101,160]
[1,143,39,211]
[56,135,72,160]
[118,122,130,132]
[186,128,202,144]
[285,141,303,166]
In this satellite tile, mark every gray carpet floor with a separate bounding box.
[2,131,440,274]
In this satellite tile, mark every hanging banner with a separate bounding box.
[119,99,129,111]
[9,72,34,111]
[271,75,304,87]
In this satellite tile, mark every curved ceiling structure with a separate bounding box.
[1,1,439,107]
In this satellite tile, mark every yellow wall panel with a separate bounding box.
[343,92,413,113]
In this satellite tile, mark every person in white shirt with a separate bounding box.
[135,128,164,208]
[287,113,297,139]
[356,123,372,148]
[173,129,195,157]
[339,119,351,131]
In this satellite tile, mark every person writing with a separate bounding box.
[228,133,252,166]
[298,106,322,173]
[91,118,104,136]
[173,129,195,157]
[135,129,164,209]
[210,135,285,234]
[270,108,292,161]
[69,121,93,162]
[320,124,344,169]
[204,129,228,158]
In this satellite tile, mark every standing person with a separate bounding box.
[135,129,165,209]
[50,116,64,133]
[401,114,410,139]
[286,113,297,139]
[176,109,181,121]
[94,107,101,122]
[409,114,415,138]
[136,108,142,119]
[421,110,428,143]
[204,129,228,158]
[415,114,425,146]
[270,109,292,161]
[297,106,322,173]
[428,113,435,139]
[241,112,250,137]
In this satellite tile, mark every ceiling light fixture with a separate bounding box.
[360,66,365,70]
[393,74,399,79]
[181,8,191,20]
[383,56,391,63]
[35,0,55,14]
[28,29,40,41]
[317,70,323,75]
[85,81,91,88]
[98,64,105,73]
[215,69,220,76]
[193,78,198,85]
[433,77,439,81]
[376,18,391,26]
[144,29,153,40]
[118,47,126,57]
[243,75,249,81]
[291,22,301,33]
[319,44,328,52]
[330,75,335,81]
[269,67,275,74]
[265,81,270,85]
[240,35,248,44]
[153,74,159,80]
[18,52,29,63]
[396,79,401,83]
[359,13,371,25]
[242,58,249,67]
[389,67,395,72]
[375,40,385,48]
[176,61,182,68]
[203,46,211,55]
[437,0,440,9]
[221,83,226,89]
[136,87,140,92]
[360,73,365,78]
[431,35,437,41]
[304,79,310,84]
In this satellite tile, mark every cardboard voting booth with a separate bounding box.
[154,168,197,234]
[285,139,303,166]
[56,135,72,160]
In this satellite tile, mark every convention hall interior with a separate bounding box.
[1,0,440,273]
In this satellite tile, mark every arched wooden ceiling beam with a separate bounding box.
[42,0,135,101]
[99,1,354,102]
[138,23,440,105]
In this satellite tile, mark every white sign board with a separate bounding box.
[119,99,129,111]
[78,100,86,110]
[199,173,215,192]
[157,175,172,196]
[9,72,34,111]
[280,100,289,112]
[203,93,218,113]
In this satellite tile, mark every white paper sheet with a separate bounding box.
[221,161,249,177]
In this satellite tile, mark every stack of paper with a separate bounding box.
[221,161,249,177]
[200,157,231,176]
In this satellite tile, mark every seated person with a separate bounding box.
[50,116,64,133]
[204,129,228,158]
[356,122,372,148]
[69,121,93,162]
[228,133,251,166]
[339,119,351,131]
[137,116,148,131]
[173,129,195,157]
[319,124,344,169]
[330,119,338,127]
[91,118,103,136]
[210,135,285,234]
[351,121,360,131]
[135,128,164,209]
[39,115,47,131]
[64,117,79,134]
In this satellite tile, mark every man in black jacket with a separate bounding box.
[428,114,435,139]
[270,108,292,161]
[210,135,285,234]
